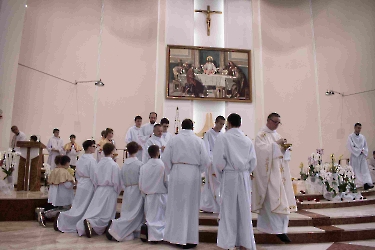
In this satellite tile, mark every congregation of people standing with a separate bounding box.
[10,110,375,250]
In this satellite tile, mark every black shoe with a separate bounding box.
[277,234,291,243]
[105,220,113,241]
[364,183,374,190]
[182,244,197,249]
[149,241,159,244]
[140,223,148,242]
[53,212,60,232]
[83,219,92,238]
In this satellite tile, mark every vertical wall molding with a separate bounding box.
[309,0,323,148]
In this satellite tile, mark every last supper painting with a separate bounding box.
[166,45,252,102]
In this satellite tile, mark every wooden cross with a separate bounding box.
[195,5,222,36]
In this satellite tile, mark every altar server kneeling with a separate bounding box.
[213,113,257,250]
[139,145,168,243]
[55,140,97,232]
[76,143,121,238]
[38,155,75,227]
[106,141,145,242]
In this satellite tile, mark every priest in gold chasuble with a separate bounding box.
[252,113,296,243]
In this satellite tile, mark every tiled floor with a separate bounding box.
[2,222,375,250]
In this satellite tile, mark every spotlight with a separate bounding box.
[325,90,343,96]
[75,79,105,87]
[94,79,105,87]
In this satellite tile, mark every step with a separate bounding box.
[295,188,375,201]
[199,224,375,244]
[198,205,375,227]
[297,194,375,209]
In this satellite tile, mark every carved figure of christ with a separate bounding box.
[194,5,222,36]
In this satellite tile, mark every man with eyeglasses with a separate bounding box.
[252,113,296,243]
[160,117,174,144]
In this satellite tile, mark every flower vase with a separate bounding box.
[6,176,13,184]
[310,176,316,183]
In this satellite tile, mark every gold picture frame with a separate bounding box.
[166,45,252,103]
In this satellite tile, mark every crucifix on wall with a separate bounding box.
[194,5,222,36]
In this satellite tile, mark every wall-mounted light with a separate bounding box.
[325,89,375,97]
[325,90,343,96]
[75,79,105,87]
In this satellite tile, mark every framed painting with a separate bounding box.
[166,45,252,103]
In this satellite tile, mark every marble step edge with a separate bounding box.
[295,189,375,201]
[297,197,375,209]
[198,226,375,244]
[198,213,375,227]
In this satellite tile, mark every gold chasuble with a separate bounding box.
[63,142,83,152]
[252,126,296,215]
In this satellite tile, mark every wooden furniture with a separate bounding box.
[17,141,46,191]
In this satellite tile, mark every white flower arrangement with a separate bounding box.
[302,151,358,200]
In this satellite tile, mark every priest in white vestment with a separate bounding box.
[252,113,296,243]
[47,128,65,170]
[56,140,97,233]
[140,112,157,143]
[200,115,225,213]
[162,119,210,248]
[347,123,374,190]
[213,113,256,250]
[10,125,27,151]
[142,124,166,163]
[161,117,174,144]
[10,126,27,185]
[368,151,375,184]
[76,143,122,238]
[139,145,168,242]
[125,115,144,161]
[107,142,145,242]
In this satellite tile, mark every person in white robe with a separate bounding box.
[200,115,225,213]
[347,123,374,190]
[125,115,144,161]
[76,143,122,238]
[56,140,97,233]
[140,112,157,143]
[203,56,217,75]
[160,117,174,144]
[142,124,166,163]
[47,128,65,170]
[10,125,27,151]
[64,134,82,169]
[10,126,27,184]
[368,151,375,184]
[139,145,168,242]
[107,142,144,242]
[213,113,256,250]
[162,119,210,248]
[39,155,75,227]
[252,113,296,243]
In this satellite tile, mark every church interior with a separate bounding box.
[1,0,375,249]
